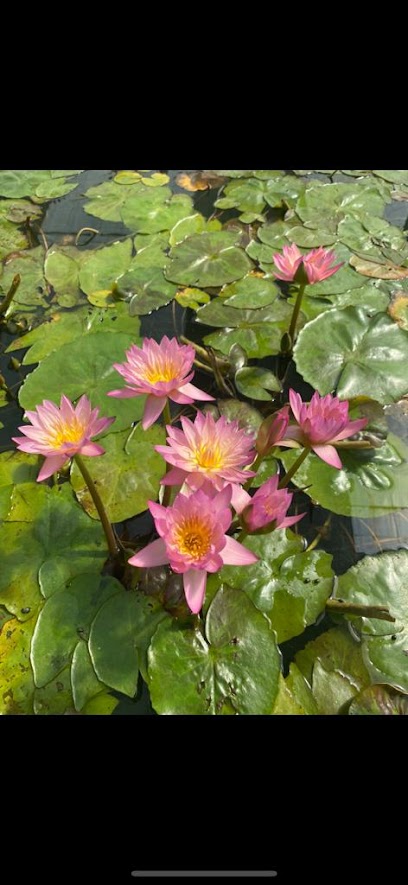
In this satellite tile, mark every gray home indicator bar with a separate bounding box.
[131,873,278,878]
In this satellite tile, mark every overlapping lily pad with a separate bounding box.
[336,551,408,692]
[0,170,82,201]
[148,584,281,715]
[85,179,194,234]
[165,231,253,288]
[294,626,371,714]
[196,297,295,358]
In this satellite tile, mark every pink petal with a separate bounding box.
[107,388,139,398]
[281,513,305,527]
[79,442,105,457]
[128,538,169,568]
[221,536,258,566]
[91,416,115,435]
[160,466,188,486]
[142,395,167,430]
[312,444,343,469]
[177,382,215,402]
[183,569,207,614]
[289,389,302,423]
[37,454,67,482]
[331,417,368,441]
[230,484,252,514]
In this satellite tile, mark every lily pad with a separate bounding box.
[165,231,253,288]
[6,303,141,364]
[0,484,106,619]
[272,664,319,715]
[148,585,281,715]
[0,170,81,201]
[0,218,29,260]
[169,213,222,246]
[337,550,408,691]
[349,253,408,280]
[295,626,371,714]
[280,432,408,517]
[348,683,408,714]
[293,305,408,403]
[0,617,35,714]
[78,238,133,298]
[89,591,169,696]
[31,573,123,687]
[235,367,281,401]
[295,181,392,229]
[198,298,295,359]
[19,331,145,433]
[221,274,279,308]
[71,640,112,712]
[45,245,89,300]
[0,450,39,520]
[0,246,47,311]
[70,424,165,522]
[216,399,263,435]
[207,532,332,643]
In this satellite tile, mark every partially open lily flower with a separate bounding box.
[12,395,114,481]
[108,336,214,429]
[272,244,343,284]
[128,485,258,614]
[283,389,368,469]
[239,475,304,533]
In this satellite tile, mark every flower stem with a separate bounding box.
[0,274,21,317]
[287,282,306,346]
[74,454,120,559]
[162,400,173,507]
[278,446,310,489]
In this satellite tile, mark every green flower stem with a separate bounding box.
[74,454,120,559]
[243,453,264,492]
[162,400,173,508]
[287,282,306,345]
[278,446,310,489]
[0,274,21,316]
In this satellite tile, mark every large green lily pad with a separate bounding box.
[164,231,253,288]
[78,238,133,297]
[221,274,279,308]
[0,484,106,619]
[337,551,408,692]
[294,306,408,403]
[148,585,281,715]
[295,626,371,714]
[0,170,82,201]
[348,683,408,714]
[280,432,408,517]
[0,617,35,714]
[70,424,165,522]
[295,181,392,229]
[197,297,295,359]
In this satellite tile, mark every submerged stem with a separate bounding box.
[278,447,310,489]
[74,455,119,559]
[0,274,21,316]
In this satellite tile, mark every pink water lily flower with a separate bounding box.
[273,244,343,284]
[108,336,214,430]
[256,405,290,456]
[128,485,258,613]
[302,247,344,283]
[272,243,303,281]
[155,410,256,512]
[239,475,304,533]
[12,395,114,481]
[283,389,368,469]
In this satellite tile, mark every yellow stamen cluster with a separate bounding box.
[194,443,223,471]
[175,517,212,559]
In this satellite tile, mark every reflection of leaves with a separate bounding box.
[294,306,408,403]
[337,550,408,692]
[148,585,281,714]
[280,432,408,517]
[165,231,253,287]
[70,425,165,522]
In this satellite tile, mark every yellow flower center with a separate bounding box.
[194,443,223,471]
[51,420,85,448]
[144,360,177,384]
[176,517,211,559]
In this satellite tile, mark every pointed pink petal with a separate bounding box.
[160,466,188,486]
[177,382,215,401]
[221,536,258,566]
[183,569,207,614]
[289,389,302,423]
[37,455,67,482]
[79,442,105,457]
[91,416,115,435]
[128,538,169,568]
[281,513,305,527]
[107,388,139,398]
[312,444,343,469]
[230,484,252,514]
[331,417,368,441]
[142,395,167,430]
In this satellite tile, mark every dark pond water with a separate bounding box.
[1,169,408,715]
